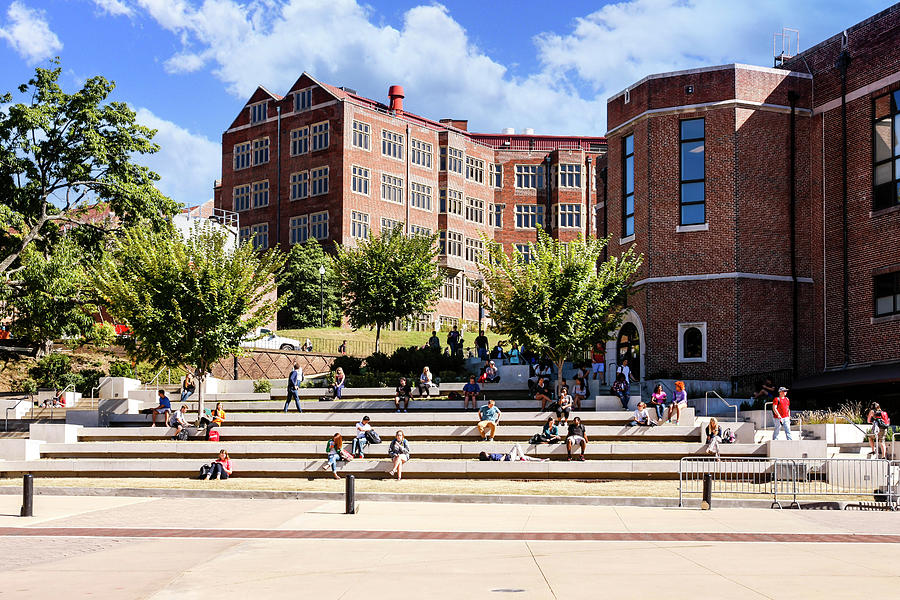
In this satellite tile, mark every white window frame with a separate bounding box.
[249,101,267,124]
[311,166,329,196]
[559,164,582,188]
[677,322,707,363]
[252,137,269,165]
[294,88,312,112]
[464,237,483,263]
[441,147,463,173]
[251,180,269,208]
[515,204,544,228]
[290,215,308,245]
[310,211,328,240]
[514,243,533,264]
[465,196,484,224]
[410,224,432,237]
[239,226,251,245]
[311,121,329,152]
[492,203,505,228]
[491,163,503,188]
[352,120,371,150]
[251,222,268,249]
[233,184,251,212]
[410,139,433,169]
[381,173,403,204]
[290,171,308,201]
[380,217,401,234]
[515,164,544,189]
[382,129,404,160]
[351,210,370,239]
[410,182,432,212]
[290,127,309,156]
[351,165,370,196]
[557,203,582,228]
[233,142,251,170]
[466,156,485,184]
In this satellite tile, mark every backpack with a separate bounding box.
[174,429,189,441]
[529,433,544,445]
[874,411,890,429]
[448,391,463,402]
[721,428,736,444]
[365,429,382,444]
[198,464,211,479]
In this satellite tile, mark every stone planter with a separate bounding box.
[804,423,867,444]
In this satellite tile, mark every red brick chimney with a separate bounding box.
[388,85,404,114]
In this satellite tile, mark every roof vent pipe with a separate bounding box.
[388,85,405,114]
[522,127,535,135]
[501,127,515,135]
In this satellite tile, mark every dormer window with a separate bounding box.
[249,102,267,124]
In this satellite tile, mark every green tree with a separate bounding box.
[279,241,341,328]
[334,228,442,352]
[0,61,177,277]
[478,230,643,393]
[92,223,286,414]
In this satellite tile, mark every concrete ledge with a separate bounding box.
[157,399,602,412]
[0,439,43,460]
[29,423,82,444]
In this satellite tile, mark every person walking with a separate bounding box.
[867,402,890,458]
[591,343,605,384]
[474,330,489,361]
[446,325,461,357]
[284,363,304,413]
[772,387,793,440]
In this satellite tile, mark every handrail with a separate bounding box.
[704,390,739,423]
[831,414,870,442]
[5,397,30,432]
[143,367,171,390]
[91,376,112,399]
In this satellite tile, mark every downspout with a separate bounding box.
[788,91,799,378]
[544,154,552,237]
[276,106,282,247]
[599,166,608,261]
[406,123,411,234]
[835,49,852,366]
[584,154,591,240]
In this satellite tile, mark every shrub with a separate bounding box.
[253,379,272,394]
[331,355,363,375]
[74,368,106,396]
[108,360,133,378]
[363,346,463,378]
[134,362,159,384]
[29,352,72,389]
[20,378,38,395]
[83,322,116,347]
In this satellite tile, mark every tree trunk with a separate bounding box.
[556,357,566,397]
[196,368,205,420]
[375,323,382,354]
[36,339,53,359]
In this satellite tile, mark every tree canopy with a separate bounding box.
[279,240,341,328]
[92,223,286,413]
[334,228,443,352]
[478,229,643,391]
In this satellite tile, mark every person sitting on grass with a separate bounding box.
[628,401,656,427]
[394,377,412,413]
[323,433,352,479]
[478,444,548,462]
[353,416,372,458]
[169,404,192,439]
[150,389,171,427]
[537,417,562,444]
[198,402,226,441]
[556,386,574,426]
[476,398,502,441]
[566,416,589,461]
[705,417,722,459]
[533,376,553,411]
[388,430,410,480]
[462,375,481,410]
[331,367,347,399]
[482,360,501,383]
[204,449,233,480]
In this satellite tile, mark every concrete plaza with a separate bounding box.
[1,493,899,599]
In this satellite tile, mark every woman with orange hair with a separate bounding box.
[662,381,688,425]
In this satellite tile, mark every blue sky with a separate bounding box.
[0,0,888,206]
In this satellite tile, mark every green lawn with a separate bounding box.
[275,327,433,356]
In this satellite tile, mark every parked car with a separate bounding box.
[241,328,302,351]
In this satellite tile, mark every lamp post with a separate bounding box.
[318,265,326,327]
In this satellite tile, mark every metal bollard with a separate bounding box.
[345,474,358,514]
[20,473,33,517]
[701,473,712,510]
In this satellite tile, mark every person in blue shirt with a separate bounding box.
[462,375,481,410]
[476,398,502,441]
[151,389,171,427]
[507,344,522,365]
[284,362,304,413]
[478,444,546,462]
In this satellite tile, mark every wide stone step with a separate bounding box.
[79,424,702,442]
[167,397,611,412]
[39,440,765,460]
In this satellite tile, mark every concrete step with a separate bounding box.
[78,424,703,442]
[39,440,766,460]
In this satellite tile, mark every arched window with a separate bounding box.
[678,322,707,363]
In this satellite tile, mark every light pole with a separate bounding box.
[318,265,326,327]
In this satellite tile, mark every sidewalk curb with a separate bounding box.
[0,486,783,509]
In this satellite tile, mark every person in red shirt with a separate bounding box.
[772,387,793,440]
[205,449,233,480]
[591,343,605,383]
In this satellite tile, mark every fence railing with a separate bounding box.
[679,456,898,509]
[703,390,740,422]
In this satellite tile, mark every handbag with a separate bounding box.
[365,429,382,444]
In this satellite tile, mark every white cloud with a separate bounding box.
[0,1,62,65]
[92,0,135,18]
[135,108,220,206]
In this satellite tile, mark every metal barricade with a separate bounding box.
[679,457,898,509]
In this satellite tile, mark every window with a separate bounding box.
[439,315,459,329]
[678,322,707,362]
[466,157,485,183]
[440,147,463,173]
[465,237,483,262]
[382,130,404,159]
[352,121,371,150]
[875,272,900,317]
[233,184,251,212]
[515,204,544,228]
[351,166,370,195]
[290,127,309,156]
[249,102,267,124]
[440,188,463,215]
[310,211,328,240]
[252,138,269,165]
[410,182,432,211]
[559,164,582,188]
[233,142,251,170]
[239,226,251,245]
[515,164,544,189]
[410,224,432,237]
[252,180,269,208]
[311,122,329,151]
[492,203,504,228]
[514,243,533,264]
[873,91,900,211]
[410,139,433,168]
[290,215,308,245]
[311,166,328,196]
[464,278,481,304]
[558,204,582,228]
[465,197,484,224]
[491,164,503,188]
[290,171,308,200]
[351,211,370,239]
[294,88,312,112]
[443,275,461,300]
[623,134,635,237]
[381,174,403,204]
[440,230,462,256]
[680,118,705,225]
[251,223,268,249]
[381,217,401,234]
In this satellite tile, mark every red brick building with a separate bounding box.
[601,5,900,397]
[215,75,605,332]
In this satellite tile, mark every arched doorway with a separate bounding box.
[617,322,640,380]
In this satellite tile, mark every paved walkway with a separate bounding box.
[1,494,899,599]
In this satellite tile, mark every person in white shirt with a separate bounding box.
[628,401,655,427]
[352,416,372,458]
[616,358,636,384]
[169,405,192,439]
[418,366,438,397]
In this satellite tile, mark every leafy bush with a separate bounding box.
[331,355,363,375]
[83,322,116,347]
[29,352,72,389]
[253,379,272,394]
[363,346,463,378]
[134,362,159,384]
[74,368,106,396]
[344,370,403,388]
[20,378,38,395]
[108,360,133,378]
